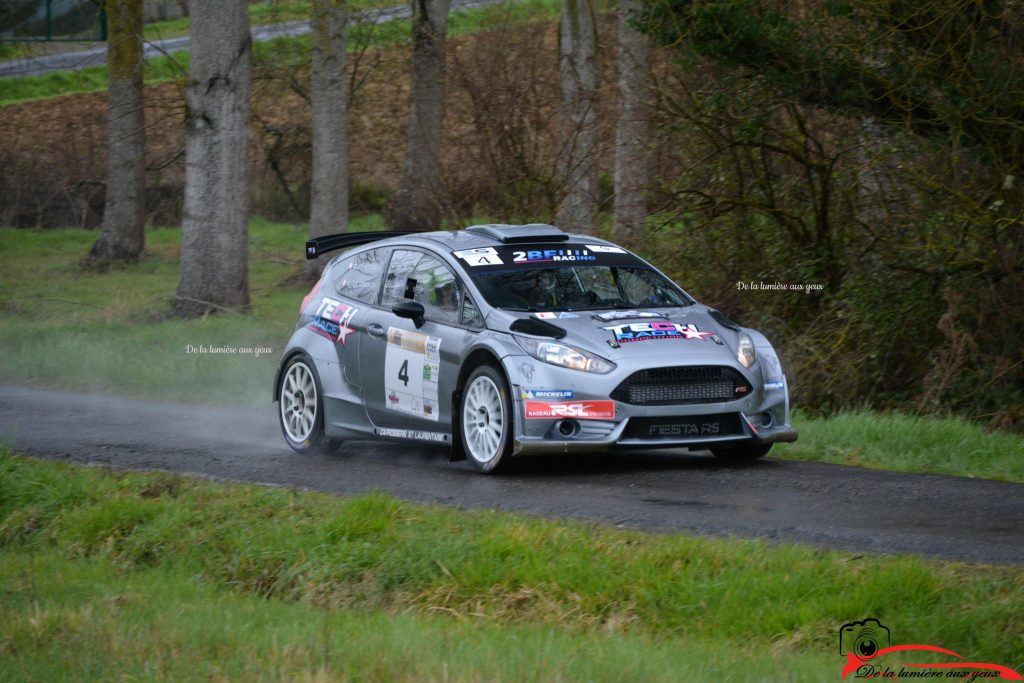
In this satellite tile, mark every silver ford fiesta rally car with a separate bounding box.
[274,223,797,472]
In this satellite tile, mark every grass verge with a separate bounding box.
[0,0,560,107]
[1,451,1022,680]
[775,410,1024,483]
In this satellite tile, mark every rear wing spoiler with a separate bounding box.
[305,231,416,260]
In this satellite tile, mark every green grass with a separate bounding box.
[775,410,1024,483]
[0,217,382,406]
[0,0,560,107]
[1,452,1022,680]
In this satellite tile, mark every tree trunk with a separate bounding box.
[309,0,349,276]
[612,0,650,247]
[388,0,451,232]
[174,1,252,318]
[88,0,145,264]
[556,0,598,232]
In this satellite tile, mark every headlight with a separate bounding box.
[514,336,616,374]
[737,333,756,368]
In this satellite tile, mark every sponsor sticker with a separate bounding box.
[764,380,785,391]
[521,388,574,400]
[585,244,627,254]
[593,310,664,322]
[524,400,616,419]
[603,321,716,343]
[376,427,449,443]
[512,248,596,264]
[384,327,442,421]
[308,297,357,345]
[453,247,503,267]
[534,311,580,320]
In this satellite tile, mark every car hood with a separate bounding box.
[489,306,743,365]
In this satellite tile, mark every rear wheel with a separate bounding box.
[711,442,772,462]
[460,365,512,473]
[277,354,341,455]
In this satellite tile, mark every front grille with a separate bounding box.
[624,413,744,440]
[610,366,751,405]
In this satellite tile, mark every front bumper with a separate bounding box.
[503,354,798,456]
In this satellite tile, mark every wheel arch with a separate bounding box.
[450,346,508,462]
[273,349,309,402]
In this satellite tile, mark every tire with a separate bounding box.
[710,442,772,462]
[460,364,513,473]
[277,353,341,455]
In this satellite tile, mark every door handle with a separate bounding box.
[367,323,385,338]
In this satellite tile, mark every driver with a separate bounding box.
[529,269,560,309]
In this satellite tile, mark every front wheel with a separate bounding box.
[277,353,341,455]
[710,442,772,462]
[460,365,513,473]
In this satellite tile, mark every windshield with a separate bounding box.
[469,265,693,312]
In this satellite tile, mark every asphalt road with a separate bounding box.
[2,385,1022,564]
[0,0,507,79]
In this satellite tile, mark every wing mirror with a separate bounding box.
[392,301,425,328]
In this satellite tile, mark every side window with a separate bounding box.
[382,250,462,324]
[461,296,484,329]
[333,248,388,304]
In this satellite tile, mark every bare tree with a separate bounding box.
[612,0,650,246]
[87,0,145,264]
[309,0,349,275]
[556,0,598,232]
[174,1,252,317]
[388,0,451,232]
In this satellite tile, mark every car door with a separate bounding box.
[359,249,470,436]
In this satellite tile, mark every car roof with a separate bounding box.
[395,224,624,251]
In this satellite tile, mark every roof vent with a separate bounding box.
[464,224,569,244]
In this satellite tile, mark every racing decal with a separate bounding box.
[525,400,615,419]
[519,363,536,383]
[453,244,645,273]
[513,248,596,264]
[592,310,664,322]
[308,297,358,345]
[454,247,503,267]
[764,380,785,390]
[534,311,579,319]
[384,327,441,421]
[375,427,449,443]
[521,388,574,400]
[603,321,715,343]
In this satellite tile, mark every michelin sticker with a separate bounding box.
[454,247,503,267]
[385,327,442,421]
[521,388,574,400]
[764,380,785,391]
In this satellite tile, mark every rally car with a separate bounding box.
[274,223,797,472]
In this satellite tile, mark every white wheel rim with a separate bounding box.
[462,375,505,464]
[280,361,317,443]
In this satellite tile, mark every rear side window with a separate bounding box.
[332,248,388,304]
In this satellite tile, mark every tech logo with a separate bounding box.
[525,400,616,420]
